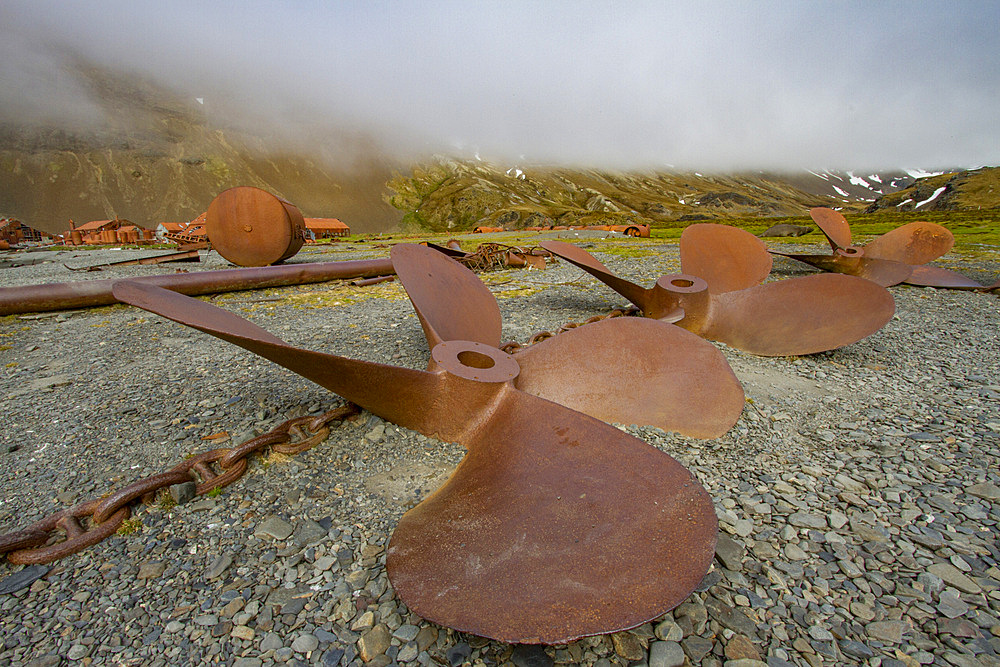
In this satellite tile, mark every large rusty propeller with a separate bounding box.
[391,243,744,439]
[110,245,722,644]
[773,207,996,289]
[541,225,895,356]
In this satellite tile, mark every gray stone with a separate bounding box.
[67,643,91,659]
[255,516,294,541]
[260,632,284,651]
[206,553,234,580]
[927,562,982,594]
[511,644,553,667]
[137,561,166,580]
[683,636,714,662]
[649,641,685,667]
[865,621,905,643]
[0,565,48,594]
[788,512,827,529]
[292,519,327,547]
[291,633,319,653]
[169,481,197,505]
[716,533,745,570]
[966,482,1000,501]
[358,625,391,661]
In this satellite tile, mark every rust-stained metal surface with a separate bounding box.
[679,223,773,294]
[775,208,991,289]
[542,231,896,356]
[391,243,744,438]
[64,249,201,271]
[110,243,722,644]
[206,186,306,267]
[769,249,914,287]
[0,257,395,316]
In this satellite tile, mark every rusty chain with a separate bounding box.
[0,403,360,565]
[501,306,641,354]
[1,305,633,566]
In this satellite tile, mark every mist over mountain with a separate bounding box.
[0,62,405,234]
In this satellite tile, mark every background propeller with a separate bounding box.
[542,229,895,357]
[111,250,722,644]
[774,208,995,289]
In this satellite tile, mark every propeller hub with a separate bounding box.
[655,274,708,294]
[836,245,865,258]
[430,340,520,383]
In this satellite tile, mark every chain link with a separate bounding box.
[0,403,359,565]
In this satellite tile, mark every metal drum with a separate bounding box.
[205,187,305,267]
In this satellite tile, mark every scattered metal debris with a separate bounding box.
[106,242,726,644]
[542,224,896,356]
[772,207,999,290]
[63,249,201,271]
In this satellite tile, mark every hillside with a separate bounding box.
[385,159,919,233]
[865,166,1000,213]
[0,64,403,234]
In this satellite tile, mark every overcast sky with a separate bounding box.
[1,1,997,171]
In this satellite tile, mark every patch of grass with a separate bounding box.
[116,517,143,535]
[205,486,223,498]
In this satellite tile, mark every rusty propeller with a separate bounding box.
[773,207,996,290]
[110,244,722,644]
[541,224,895,356]
[390,243,744,439]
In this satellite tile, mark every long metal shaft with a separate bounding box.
[0,257,395,316]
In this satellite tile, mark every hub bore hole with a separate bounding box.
[671,279,695,288]
[458,350,495,369]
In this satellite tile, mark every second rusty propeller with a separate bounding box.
[542,224,895,357]
[772,207,998,290]
[110,242,729,644]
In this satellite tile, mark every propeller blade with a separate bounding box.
[771,251,913,287]
[904,265,991,290]
[540,240,653,310]
[680,224,772,294]
[513,317,744,438]
[387,386,717,644]
[809,207,852,250]
[698,273,895,356]
[391,243,502,349]
[862,221,955,265]
[111,281,448,435]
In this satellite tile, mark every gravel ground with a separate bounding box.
[1,239,999,667]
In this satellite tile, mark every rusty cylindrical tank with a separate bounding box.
[70,231,83,245]
[206,187,306,267]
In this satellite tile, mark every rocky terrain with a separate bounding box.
[866,168,1000,214]
[1,236,999,667]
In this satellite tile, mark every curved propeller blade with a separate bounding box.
[904,265,991,290]
[111,281,449,436]
[862,221,955,265]
[387,386,717,644]
[513,317,744,438]
[680,224,772,294]
[698,273,895,356]
[770,250,913,287]
[540,240,653,310]
[809,207,852,250]
[391,243,502,349]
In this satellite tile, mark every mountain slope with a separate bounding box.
[865,167,1000,213]
[0,64,403,233]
